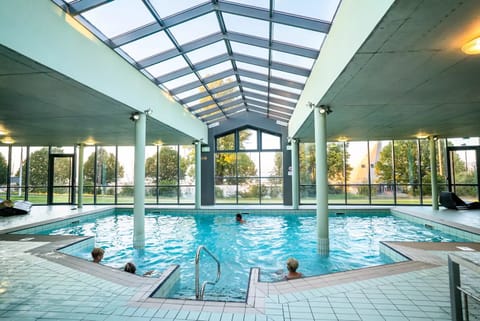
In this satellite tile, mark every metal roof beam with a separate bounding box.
[228,32,319,59]
[237,69,304,90]
[242,81,300,100]
[67,0,111,15]
[234,53,310,76]
[217,2,331,33]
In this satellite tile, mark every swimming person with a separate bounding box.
[124,262,136,274]
[285,258,303,280]
[124,262,155,276]
[236,213,246,223]
[91,247,104,263]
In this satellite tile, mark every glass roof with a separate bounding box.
[52,0,340,125]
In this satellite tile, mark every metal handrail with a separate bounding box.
[195,245,221,300]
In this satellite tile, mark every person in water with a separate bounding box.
[284,257,303,280]
[91,247,104,263]
[236,213,246,223]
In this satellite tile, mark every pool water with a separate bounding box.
[43,211,466,301]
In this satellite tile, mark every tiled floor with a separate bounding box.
[0,205,479,321]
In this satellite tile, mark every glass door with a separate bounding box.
[447,147,479,202]
[47,154,75,204]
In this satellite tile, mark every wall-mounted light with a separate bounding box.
[130,112,140,121]
[337,136,349,142]
[319,105,332,114]
[144,108,153,115]
[462,37,480,55]
[307,102,332,114]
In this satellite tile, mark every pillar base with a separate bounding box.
[133,233,145,249]
[317,238,330,256]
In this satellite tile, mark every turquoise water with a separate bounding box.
[42,211,466,301]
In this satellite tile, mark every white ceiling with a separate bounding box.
[0,45,197,146]
[295,0,480,142]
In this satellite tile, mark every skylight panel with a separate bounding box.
[81,0,155,38]
[174,88,202,100]
[270,69,307,84]
[226,0,269,10]
[169,13,219,46]
[144,56,189,78]
[274,0,340,22]
[230,42,269,60]
[222,13,269,39]
[186,41,228,65]
[197,61,233,79]
[236,62,268,75]
[214,89,240,100]
[269,92,298,104]
[120,31,175,61]
[243,88,267,97]
[150,0,206,19]
[273,23,326,50]
[271,50,315,70]
[269,82,302,94]
[162,73,198,90]
[240,76,268,87]
[206,76,237,90]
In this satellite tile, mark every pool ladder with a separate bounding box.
[195,245,221,300]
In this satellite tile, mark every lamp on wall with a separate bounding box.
[129,112,140,121]
[307,102,332,114]
[462,37,480,55]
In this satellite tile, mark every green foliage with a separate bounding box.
[145,147,183,185]
[0,153,7,184]
[299,143,352,185]
[84,148,124,185]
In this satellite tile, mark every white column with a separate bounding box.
[133,113,146,248]
[314,106,329,255]
[291,139,299,209]
[195,141,201,209]
[77,144,84,208]
[429,136,439,210]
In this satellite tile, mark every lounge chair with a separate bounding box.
[0,200,33,216]
[439,191,480,210]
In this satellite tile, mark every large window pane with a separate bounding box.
[261,132,280,150]
[371,140,394,204]
[237,152,259,177]
[239,128,258,150]
[393,140,420,205]
[117,146,132,204]
[0,147,8,200]
[215,152,237,178]
[260,152,282,177]
[238,177,260,204]
[27,147,49,204]
[215,177,237,203]
[261,177,283,204]
[216,133,235,151]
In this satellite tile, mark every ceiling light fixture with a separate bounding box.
[462,37,480,55]
[1,137,15,144]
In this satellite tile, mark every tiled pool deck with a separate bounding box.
[0,205,479,321]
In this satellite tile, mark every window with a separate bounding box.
[215,127,283,204]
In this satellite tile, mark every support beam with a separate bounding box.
[291,139,299,210]
[195,141,202,209]
[314,106,329,255]
[133,113,146,249]
[77,144,84,208]
[430,136,439,210]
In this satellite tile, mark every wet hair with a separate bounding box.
[124,262,136,274]
[286,258,299,272]
[236,213,242,221]
[91,247,104,260]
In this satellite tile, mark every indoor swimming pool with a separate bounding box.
[31,210,468,301]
